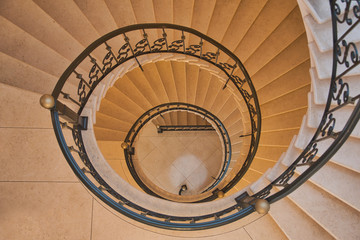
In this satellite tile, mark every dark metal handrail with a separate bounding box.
[44,0,359,230]
[250,0,360,203]
[51,24,261,193]
[47,23,261,230]
[122,102,232,200]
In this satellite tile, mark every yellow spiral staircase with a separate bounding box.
[0,0,359,239]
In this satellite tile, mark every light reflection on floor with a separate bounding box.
[135,122,223,195]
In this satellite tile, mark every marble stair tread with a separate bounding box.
[0,0,86,62]
[304,13,360,53]
[32,0,101,47]
[302,0,332,24]
[295,115,360,173]
[0,16,72,79]
[269,196,335,240]
[287,180,360,239]
[0,52,58,94]
[95,112,132,132]
[310,68,360,105]
[296,161,360,212]
[93,126,127,141]
[309,41,360,80]
[267,135,360,213]
[306,92,360,138]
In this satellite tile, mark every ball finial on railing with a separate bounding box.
[217,191,224,198]
[40,94,55,109]
[254,199,270,214]
[121,142,129,149]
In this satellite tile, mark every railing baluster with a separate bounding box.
[60,91,81,107]
[142,29,152,52]
[162,28,168,50]
[123,33,144,71]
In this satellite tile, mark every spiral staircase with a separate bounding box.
[0,0,359,239]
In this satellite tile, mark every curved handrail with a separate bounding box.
[123,102,232,201]
[45,0,359,230]
[251,0,360,203]
[50,23,261,195]
[47,23,261,229]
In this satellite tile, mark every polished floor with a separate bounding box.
[135,122,223,195]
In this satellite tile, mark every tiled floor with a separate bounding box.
[135,122,224,195]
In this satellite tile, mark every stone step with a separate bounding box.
[304,13,360,53]
[0,52,57,94]
[310,68,360,105]
[306,92,360,138]
[244,7,305,76]
[94,126,127,141]
[296,160,360,212]
[309,41,360,80]
[103,87,146,117]
[266,141,360,213]
[0,16,71,79]
[0,0,85,62]
[270,194,336,240]
[301,0,332,24]
[113,73,154,111]
[261,85,310,118]
[33,0,101,47]
[95,112,132,132]
[73,0,118,36]
[257,60,311,105]
[288,179,360,239]
[295,115,360,173]
[232,0,298,62]
[98,98,138,124]
[251,33,310,90]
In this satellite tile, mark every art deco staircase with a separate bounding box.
[0,0,359,239]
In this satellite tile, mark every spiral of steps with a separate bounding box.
[0,0,359,239]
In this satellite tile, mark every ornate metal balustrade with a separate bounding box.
[42,0,359,230]
[122,102,232,200]
[250,0,360,203]
[45,23,261,230]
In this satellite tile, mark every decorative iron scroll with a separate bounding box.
[48,0,359,229]
[252,0,360,203]
[50,23,260,230]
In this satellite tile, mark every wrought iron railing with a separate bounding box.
[122,102,232,199]
[250,0,360,203]
[42,0,359,230]
[44,23,261,230]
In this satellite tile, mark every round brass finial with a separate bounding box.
[217,191,224,198]
[255,199,270,214]
[121,142,129,149]
[40,94,55,109]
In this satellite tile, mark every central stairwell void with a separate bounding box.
[38,0,359,232]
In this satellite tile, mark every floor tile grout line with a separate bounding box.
[0,180,79,183]
[0,126,53,129]
[90,198,94,240]
[243,226,254,240]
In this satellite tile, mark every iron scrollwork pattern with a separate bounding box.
[48,5,359,228]
[250,0,360,204]
[48,22,281,230]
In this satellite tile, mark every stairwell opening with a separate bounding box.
[133,111,224,199]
